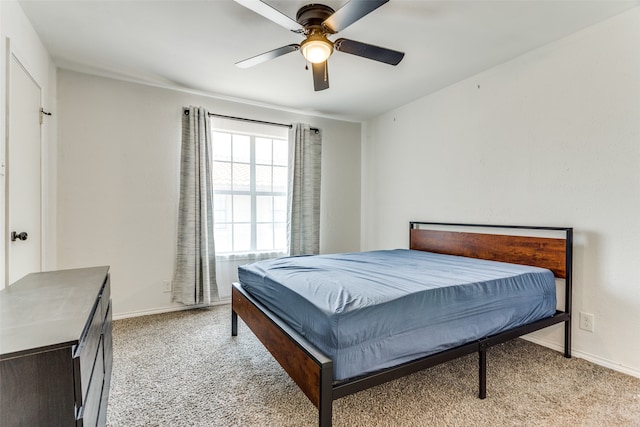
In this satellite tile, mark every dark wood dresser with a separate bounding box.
[0,266,112,426]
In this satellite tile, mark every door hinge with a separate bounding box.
[39,108,52,125]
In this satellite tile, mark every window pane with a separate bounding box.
[255,138,272,165]
[232,163,250,191]
[214,194,232,223]
[257,196,273,222]
[214,222,232,253]
[233,195,251,222]
[256,165,272,192]
[213,161,231,191]
[273,166,287,193]
[233,135,250,163]
[273,196,287,222]
[257,223,273,251]
[233,224,251,252]
[274,223,287,250]
[273,139,288,166]
[213,132,232,161]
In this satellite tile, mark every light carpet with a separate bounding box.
[106,305,640,426]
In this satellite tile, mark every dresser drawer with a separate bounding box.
[74,300,103,410]
[98,301,113,427]
[77,339,105,427]
[100,276,110,322]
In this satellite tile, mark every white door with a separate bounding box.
[6,54,42,285]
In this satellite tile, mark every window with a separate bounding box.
[212,130,288,254]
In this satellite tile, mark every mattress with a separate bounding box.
[238,249,556,381]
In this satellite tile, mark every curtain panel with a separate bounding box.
[172,106,219,305]
[288,123,322,256]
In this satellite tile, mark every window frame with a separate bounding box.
[211,129,288,255]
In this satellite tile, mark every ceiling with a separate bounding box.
[19,0,639,121]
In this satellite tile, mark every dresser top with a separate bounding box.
[0,266,110,359]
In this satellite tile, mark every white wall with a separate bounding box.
[0,0,57,287]
[56,70,361,317]
[361,7,640,377]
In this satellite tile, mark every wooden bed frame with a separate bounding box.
[231,222,573,427]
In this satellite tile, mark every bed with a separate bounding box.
[231,222,573,426]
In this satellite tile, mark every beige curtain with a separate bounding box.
[288,123,322,256]
[172,106,219,305]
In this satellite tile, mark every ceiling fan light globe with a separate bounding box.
[301,40,333,64]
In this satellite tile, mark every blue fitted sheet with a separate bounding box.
[238,249,556,381]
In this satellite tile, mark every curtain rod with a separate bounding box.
[204,111,319,134]
[208,112,291,128]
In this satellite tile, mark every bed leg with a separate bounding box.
[319,398,332,427]
[231,310,238,336]
[319,362,333,427]
[564,319,571,358]
[478,345,487,399]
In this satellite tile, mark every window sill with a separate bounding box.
[215,251,287,262]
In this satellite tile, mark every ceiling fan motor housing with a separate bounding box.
[296,4,336,31]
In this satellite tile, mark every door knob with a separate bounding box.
[11,231,28,241]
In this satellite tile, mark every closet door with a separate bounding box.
[6,53,42,285]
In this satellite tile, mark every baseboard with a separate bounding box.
[523,335,640,380]
[113,297,231,320]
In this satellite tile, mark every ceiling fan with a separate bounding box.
[234,0,405,91]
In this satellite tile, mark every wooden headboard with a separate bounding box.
[409,222,572,279]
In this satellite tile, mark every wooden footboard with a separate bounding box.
[232,284,334,426]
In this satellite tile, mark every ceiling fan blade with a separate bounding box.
[234,0,303,32]
[312,61,329,91]
[236,44,300,68]
[334,38,404,65]
[322,0,388,33]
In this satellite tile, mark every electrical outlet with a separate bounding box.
[579,312,594,332]
[163,280,172,293]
